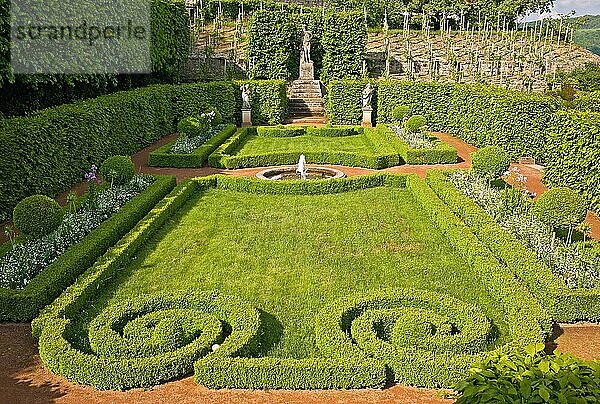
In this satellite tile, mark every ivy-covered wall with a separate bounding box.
[321,11,367,83]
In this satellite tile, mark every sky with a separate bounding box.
[525,0,600,21]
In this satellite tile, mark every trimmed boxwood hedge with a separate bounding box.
[148,124,237,168]
[425,170,600,322]
[0,175,176,322]
[32,173,551,390]
[209,125,455,169]
[0,80,287,220]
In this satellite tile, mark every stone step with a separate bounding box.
[289,99,325,106]
[289,103,325,110]
[289,92,323,98]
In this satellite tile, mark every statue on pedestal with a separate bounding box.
[301,24,312,64]
[240,84,251,110]
[362,83,374,110]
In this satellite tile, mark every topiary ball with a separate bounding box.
[177,117,202,137]
[13,194,63,238]
[392,105,410,123]
[470,146,510,181]
[534,187,588,229]
[405,115,427,133]
[100,155,135,186]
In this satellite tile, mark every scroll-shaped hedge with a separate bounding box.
[315,288,498,387]
[38,290,260,390]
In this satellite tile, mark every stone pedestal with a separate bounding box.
[300,62,314,80]
[362,107,373,127]
[241,109,252,127]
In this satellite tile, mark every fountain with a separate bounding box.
[255,155,346,181]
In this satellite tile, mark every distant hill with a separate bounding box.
[575,15,600,55]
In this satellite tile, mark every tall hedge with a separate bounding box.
[0,0,189,117]
[150,0,191,81]
[321,11,366,83]
[0,80,287,220]
[326,80,560,163]
[247,10,299,80]
[545,111,600,212]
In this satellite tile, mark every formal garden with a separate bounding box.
[1,0,600,402]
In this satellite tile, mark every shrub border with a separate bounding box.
[0,175,176,322]
[32,173,549,390]
[425,169,600,322]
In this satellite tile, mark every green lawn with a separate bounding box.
[237,133,373,155]
[76,186,509,359]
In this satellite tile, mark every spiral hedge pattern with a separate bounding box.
[315,288,499,387]
[38,290,260,390]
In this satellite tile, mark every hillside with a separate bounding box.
[575,15,600,55]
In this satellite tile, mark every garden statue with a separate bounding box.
[362,83,374,109]
[240,84,252,126]
[362,83,374,127]
[301,25,312,64]
[241,84,251,110]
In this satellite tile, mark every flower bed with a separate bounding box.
[426,169,600,322]
[0,175,176,322]
[148,124,237,168]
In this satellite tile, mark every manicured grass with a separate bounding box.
[237,133,373,155]
[75,186,509,359]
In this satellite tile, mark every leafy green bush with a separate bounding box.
[455,343,600,403]
[498,187,531,217]
[471,146,510,181]
[100,156,135,186]
[545,111,600,213]
[534,187,588,230]
[405,115,427,133]
[247,10,299,80]
[177,117,204,137]
[391,105,410,123]
[1,176,176,322]
[13,195,63,238]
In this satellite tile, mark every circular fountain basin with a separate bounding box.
[256,166,346,180]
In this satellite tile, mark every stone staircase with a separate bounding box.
[286,80,327,124]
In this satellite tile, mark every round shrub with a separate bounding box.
[391,105,410,123]
[13,194,63,238]
[177,116,202,137]
[470,146,510,181]
[534,187,588,229]
[100,155,135,186]
[404,115,427,133]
